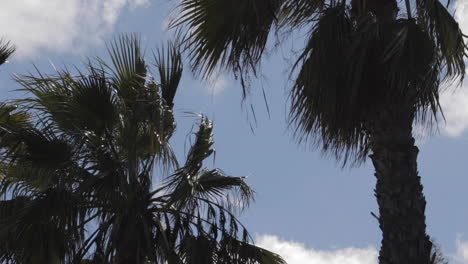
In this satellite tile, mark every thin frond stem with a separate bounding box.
[406,0,413,19]
[152,214,173,254]
[155,207,245,239]
[75,224,103,260]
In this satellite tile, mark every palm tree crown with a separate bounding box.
[0,35,285,264]
[174,0,466,162]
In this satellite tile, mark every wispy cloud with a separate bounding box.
[0,0,148,59]
[455,0,467,29]
[449,235,468,264]
[439,84,468,137]
[455,237,468,263]
[256,235,378,264]
[255,234,468,264]
[206,74,229,96]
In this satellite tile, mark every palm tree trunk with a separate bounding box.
[350,0,432,262]
[368,107,432,264]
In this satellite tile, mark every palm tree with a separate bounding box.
[173,0,467,263]
[0,35,285,264]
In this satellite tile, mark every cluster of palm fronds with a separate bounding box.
[0,35,285,264]
[173,0,467,164]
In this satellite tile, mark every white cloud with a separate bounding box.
[206,74,228,96]
[257,235,468,264]
[438,0,468,137]
[254,234,468,264]
[0,0,148,59]
[455,237,468,263]
[449,236,468,264]
[256,235,378,264]
[434,236,468,264]
[439,84,468,137]
[455,0,468,32]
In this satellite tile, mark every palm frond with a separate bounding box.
[0,124,79,194]
[0,104,29,127]
[154,41,183,107]
[184,117,214,173]
[416,0,467,80]
[164,168,254,212]
[16,67,119,136]
[172,0,283,92]
[179,234,217,263]
[218,235,286,264]
[160,202,285,264]
[0,39,15,66]
[0,196,31,263]
[289,3,456,165]
[178,233,286,264]
[160,117,253,211]
[0,189,88,264]
[0,104,31,149]
[380,19,441,122]
[290,6,366,164]
[278,0,324,29]
[106,34,147,103]
[190,169,253,207]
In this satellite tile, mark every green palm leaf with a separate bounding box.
[155,41,183,107]
[161,117,254,211]
[106,34,147,104]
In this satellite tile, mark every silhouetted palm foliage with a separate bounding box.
[0,35,285,264]
[0,39,14,66]
[173,0,466,162]
[173,0,466,263]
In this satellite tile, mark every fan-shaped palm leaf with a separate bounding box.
[155,41,183,108]
[160,117,253,211]
[416,0,466,79]
[172,0,283,92]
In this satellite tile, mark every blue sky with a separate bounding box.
[1,0,468,263]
